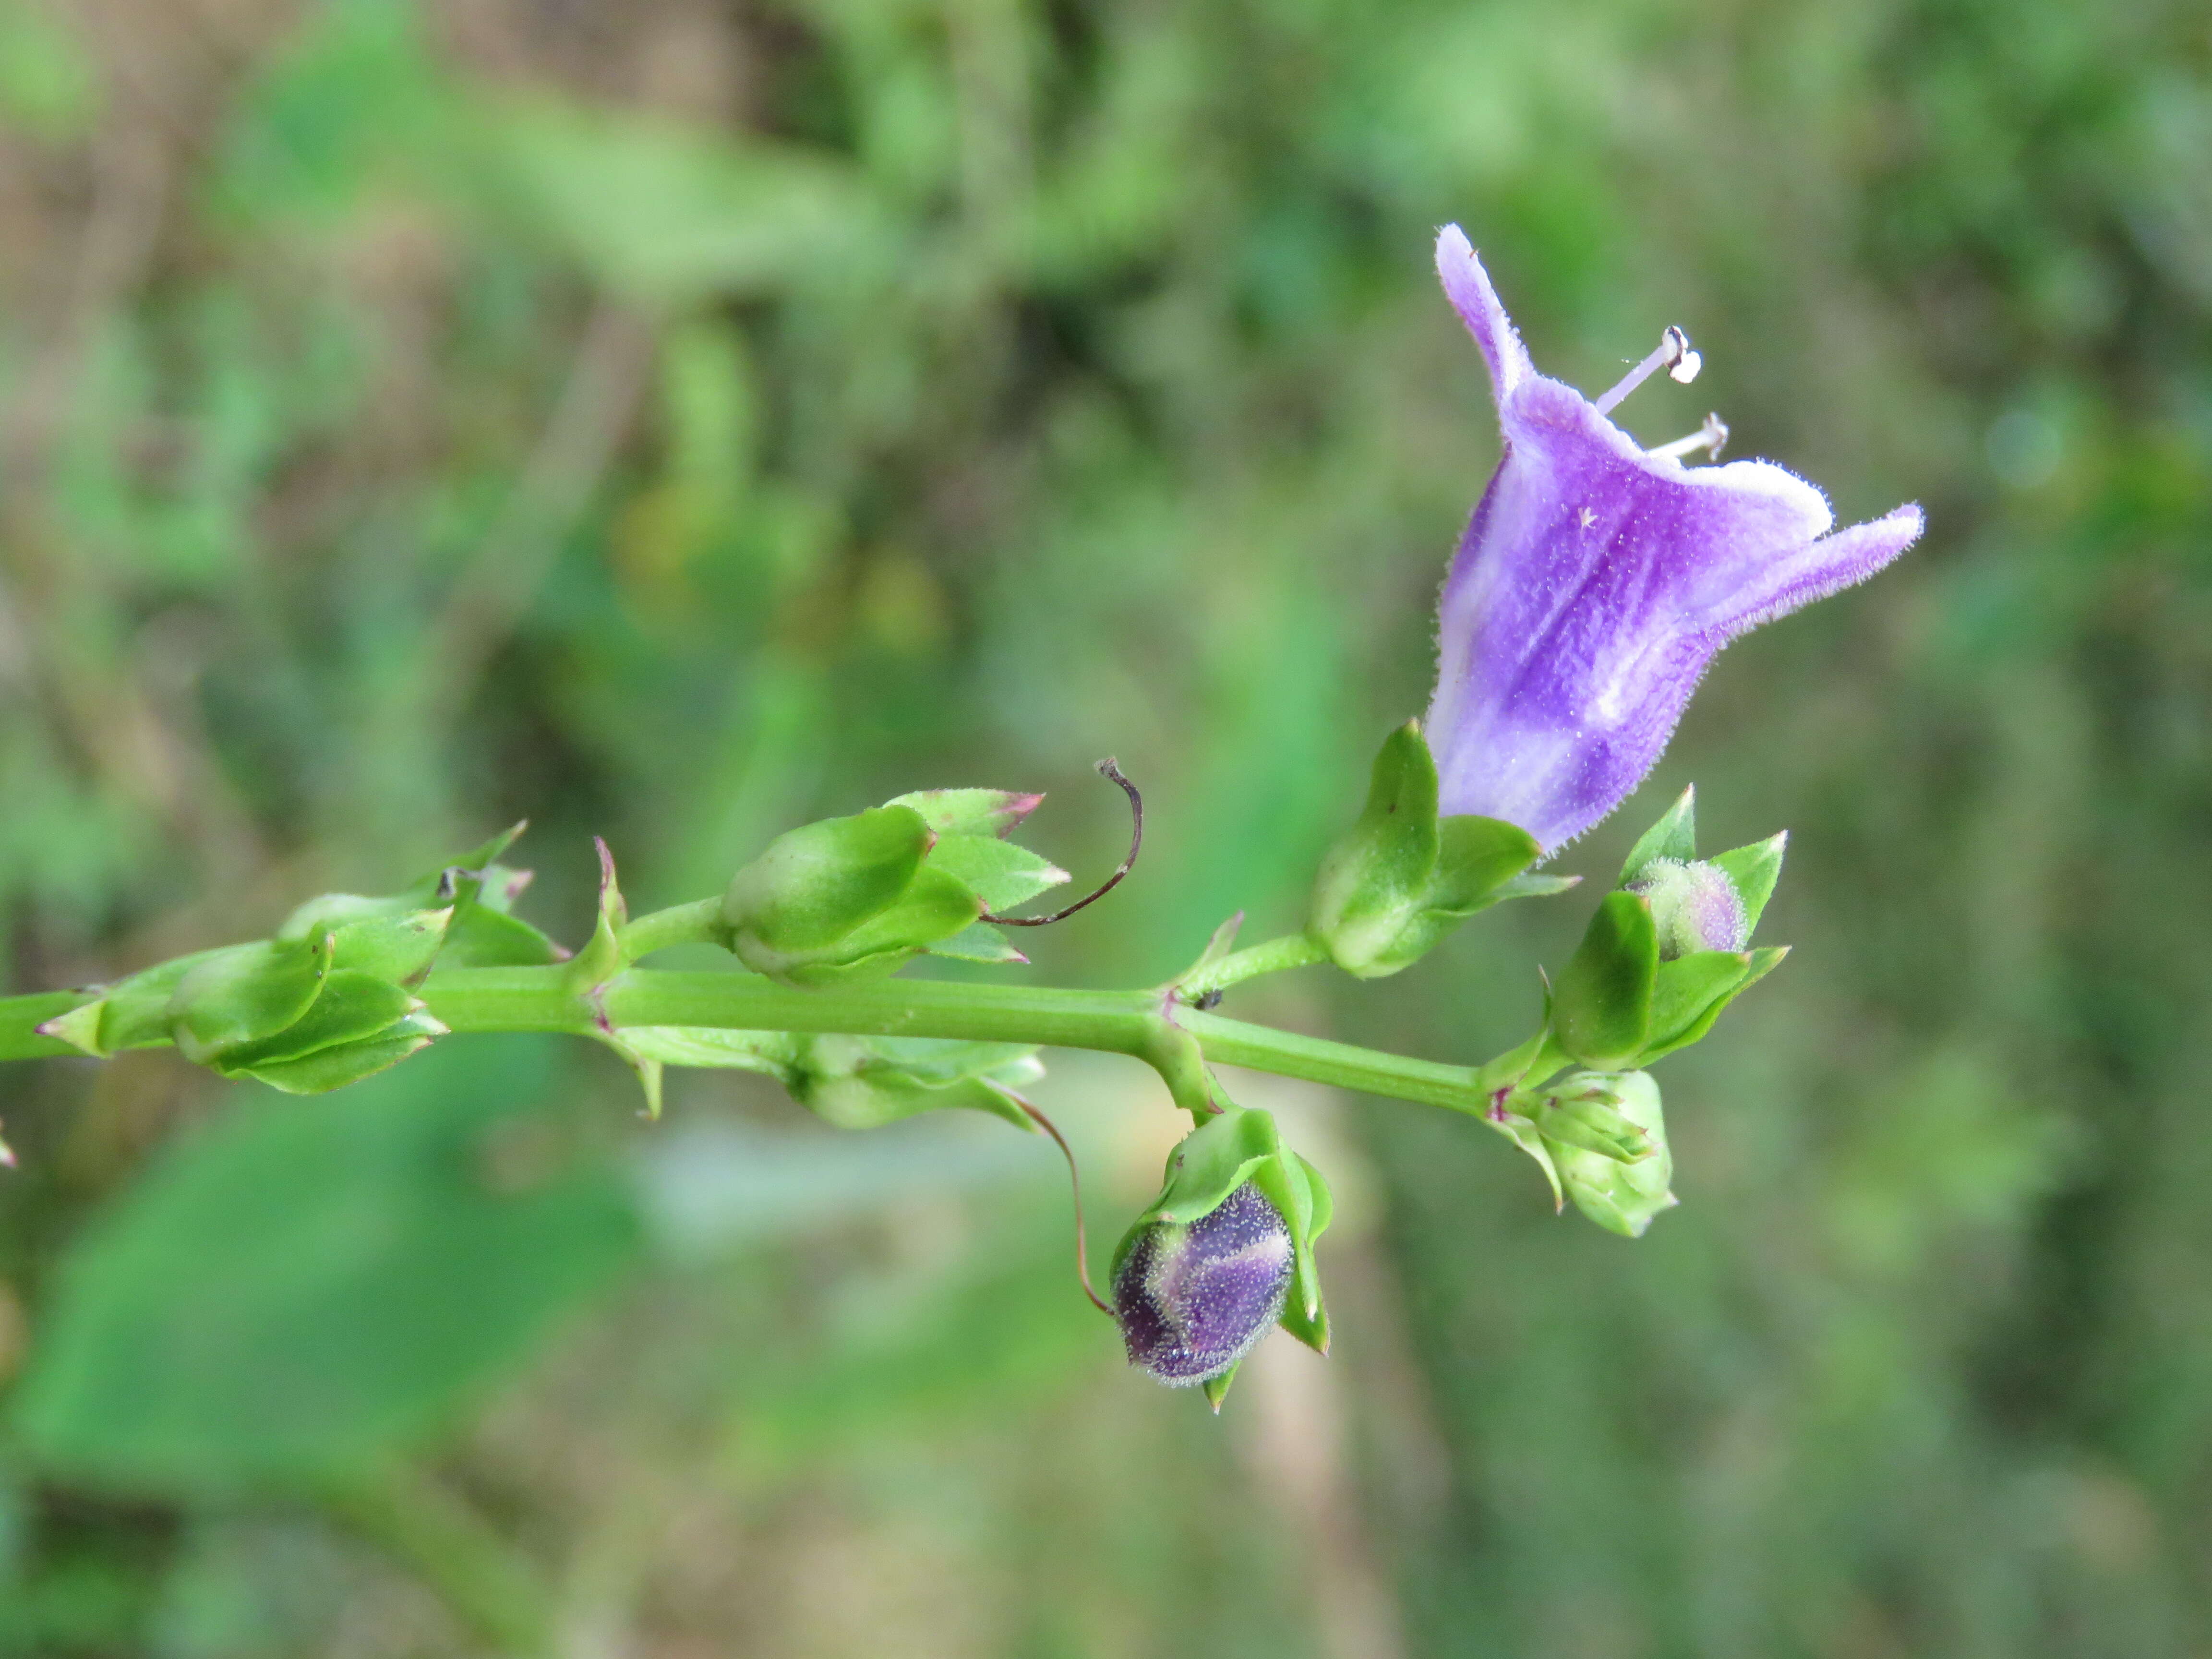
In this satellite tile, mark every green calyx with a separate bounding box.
[791,1036,1044,1131]
[1548,787,1791,1072]
[33,826,571,1093]
[1478,1067,1677,1238]
[1113,1103,1334,1383]
[606,1023,1047,1133]
[1307,721,1573,979]
[719,793,1067,988]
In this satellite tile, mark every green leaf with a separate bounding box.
[924,833,1069,912]
[11,1036,640,1492]
[1620,785,1698,885]
[883,788,1042,839]
[1134,1106,1282,1230]
[1256,1152,1333,1345]
[473,96,865,304]
[1552,892,1659,1070]
[1537,1091,1656,1162]
[1712,831,1788,936]
[1646,946,1791,1064]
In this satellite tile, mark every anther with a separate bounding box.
[1648,412,1730,463]
[1595,325,1700,416]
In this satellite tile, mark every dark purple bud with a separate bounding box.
[1112,1181,1293,1386]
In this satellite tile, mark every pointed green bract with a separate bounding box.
[1620,785,1697,884]
[924,834,1068,912]
[1552,891,1658,1070]
[1640,950,1756,1064]
[924,921,1027,964]
[1202,1364,1241,1412]
[883,788,1042,839]
[1712,831,1787,936]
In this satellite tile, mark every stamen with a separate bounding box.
[1647,412,1730,463]
[1595,325,1700,416]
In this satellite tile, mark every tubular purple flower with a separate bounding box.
[1424,225,1924,852]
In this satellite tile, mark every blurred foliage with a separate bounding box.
[0,0,2209,1652]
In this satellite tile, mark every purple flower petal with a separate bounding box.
[1113,1181,1292,1386]
[1425,226,1923,852]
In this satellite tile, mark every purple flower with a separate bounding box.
[1112,1181,1292,1385]
[1424,226,1923,852]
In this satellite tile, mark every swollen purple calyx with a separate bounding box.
[1113,1181,1293,1386]
[1425,225,1924,853]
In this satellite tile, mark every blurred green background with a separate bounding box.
[1,0,2208,1652]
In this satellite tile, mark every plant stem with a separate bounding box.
[0,966,1500,1119]
[617,897,724,958]
[1176,933,1329,1000]
[317,1466,554,1656]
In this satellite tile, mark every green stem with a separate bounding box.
[0,966,1501,1119]
[316,1466,553,1656]
[617,897,725,958]
[1177,932,1329,1000]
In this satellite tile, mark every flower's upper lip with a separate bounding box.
[1435,222,1838,535]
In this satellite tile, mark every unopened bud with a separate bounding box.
[1540,1071,1676,1238]
[1625,857,1745,958]
[721,806,984,988]
[1112,1181,1292,1386]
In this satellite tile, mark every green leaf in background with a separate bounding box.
[470,96,869,304]
[12,1035,639,1493]
[0,0,95,143]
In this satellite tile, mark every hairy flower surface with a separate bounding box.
[1426,226,1923,851]
[1113,1181,1293,1385]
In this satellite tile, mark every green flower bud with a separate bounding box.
[1537,1071,1676,1238]
[720,806,983,988]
